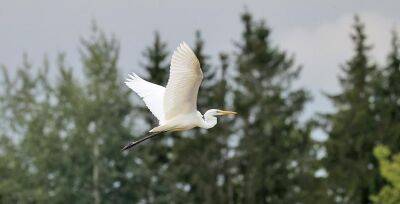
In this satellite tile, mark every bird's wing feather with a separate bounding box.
[125,73,165,124]
[163,42,203,120]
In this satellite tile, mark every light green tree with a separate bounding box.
[372,145,400,204]
[0,26,141,203]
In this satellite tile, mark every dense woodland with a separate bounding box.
[1,11,400,204]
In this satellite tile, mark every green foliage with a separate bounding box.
[372,145,400,204]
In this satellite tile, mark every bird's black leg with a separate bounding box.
[122,132,162,151]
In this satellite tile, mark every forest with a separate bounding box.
[1,11,400,204]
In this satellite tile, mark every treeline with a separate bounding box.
[1,11,400,204]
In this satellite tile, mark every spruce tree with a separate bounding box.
[369,30,400,204]
[167,35,234,202]
[141,31,169,85]
[194,30,216,110]
[322,16,380,203]
[134,31,172,203]
[233,11,312,203]
[375,31,400,150]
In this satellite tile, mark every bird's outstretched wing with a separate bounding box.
[125,73,165,124]
[163,42,203,120]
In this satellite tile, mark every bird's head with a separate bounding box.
[200,109,237,129]
[205,109,237,117]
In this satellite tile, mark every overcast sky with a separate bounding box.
[1,0,400,120]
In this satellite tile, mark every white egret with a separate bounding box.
[122,42,237,150]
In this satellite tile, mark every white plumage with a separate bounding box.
[125,73,166,124]
[164,42,203,121]
[123,42,236,150]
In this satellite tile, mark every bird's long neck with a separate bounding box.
[200,111,217,129]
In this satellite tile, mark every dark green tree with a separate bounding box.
[141,31,170,85]
[375,31,400,149]
[322,16,381,203]
[367,30,400,204]
[193,30,216,112]
[167,38,235,203]
[132,31,172,203]
[233,11,313,203]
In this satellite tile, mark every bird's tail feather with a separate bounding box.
[122,131,162,151]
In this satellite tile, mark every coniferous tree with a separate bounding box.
[134,31,172,203]
[322,16,381,204]
[375,31,400,150]
[141,31,169,85]
[369,30,400,204]
[165,31,216,203]
[167,36,234,203]
[233,11,313,203]
[209,53,237,204]
[194,30,216,110]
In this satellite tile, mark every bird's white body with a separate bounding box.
[123,42,236,149]
[150,110,219,133]
[151,111,202,132]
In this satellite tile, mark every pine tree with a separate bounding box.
[233,11,313,203]
[322,16,381,203]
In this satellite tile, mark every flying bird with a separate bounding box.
[122,42,237,150]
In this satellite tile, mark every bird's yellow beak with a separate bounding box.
[217,110,238,116]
